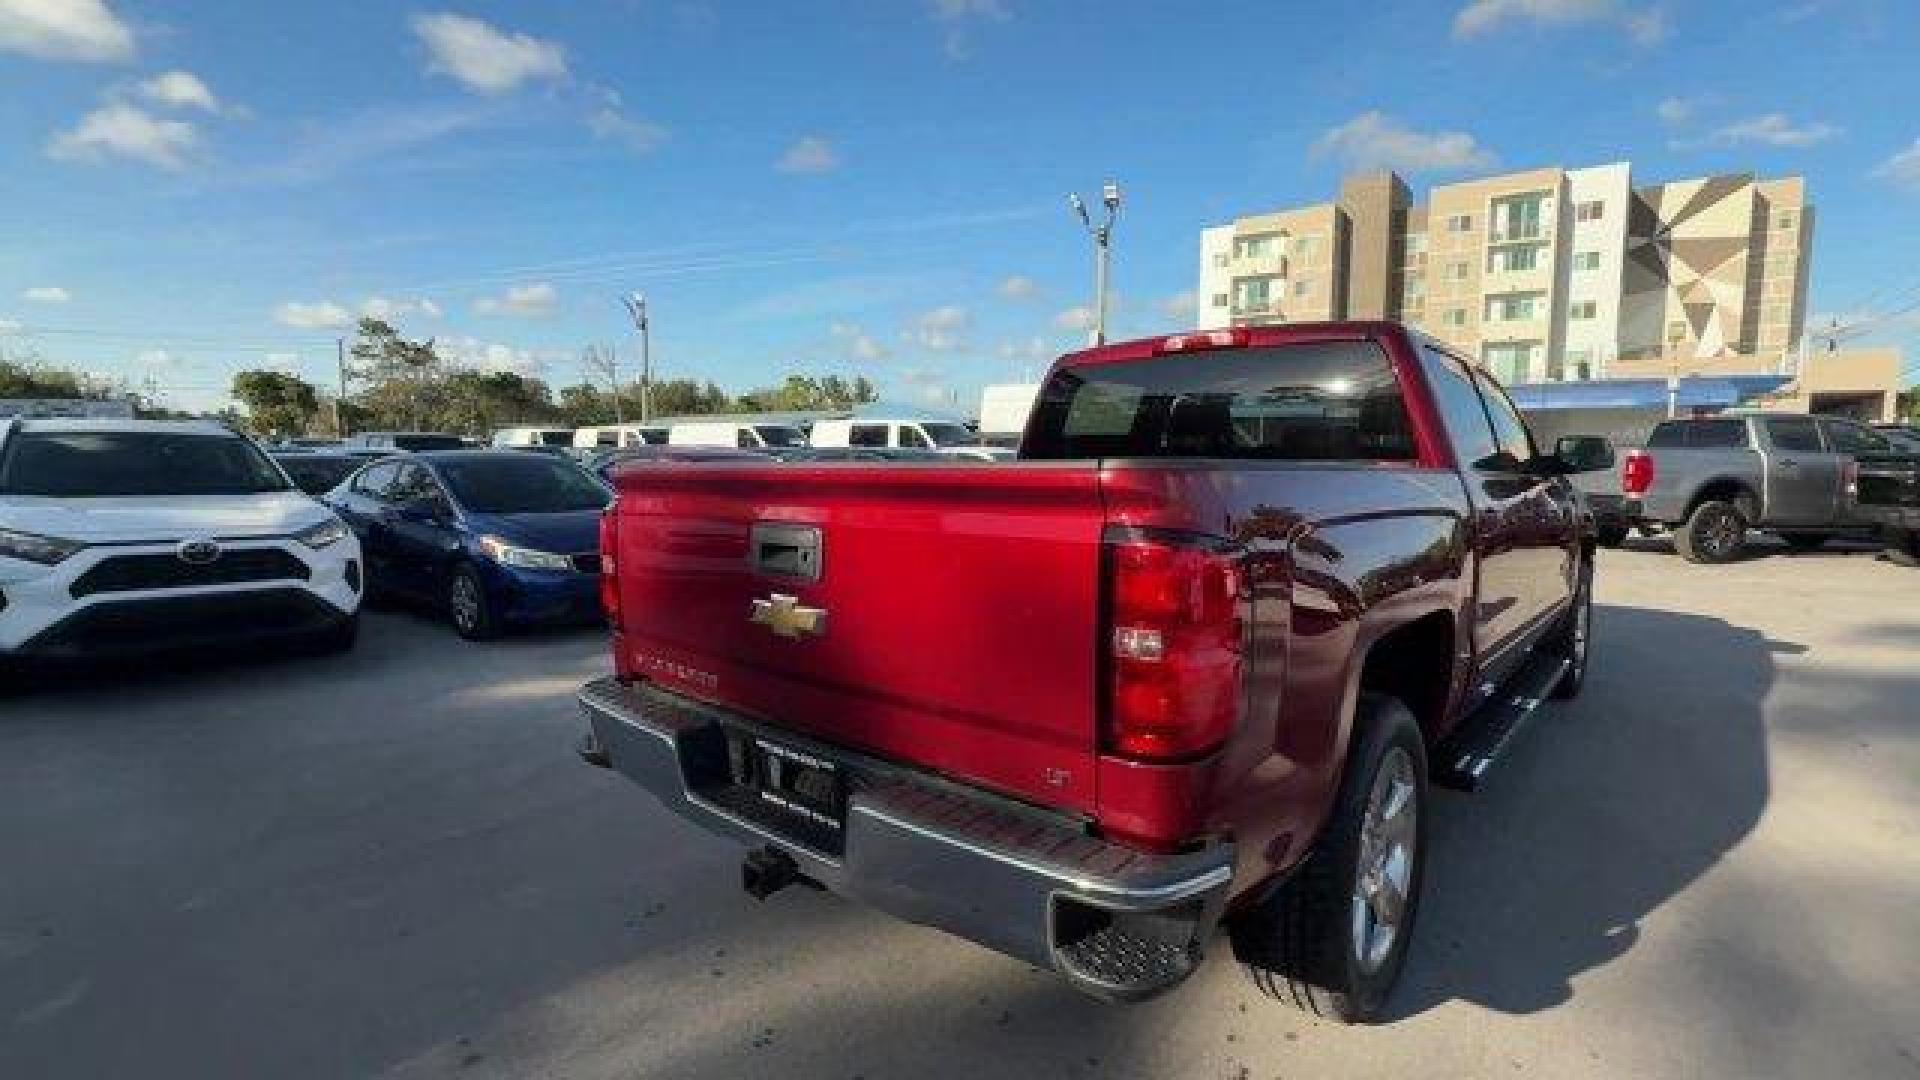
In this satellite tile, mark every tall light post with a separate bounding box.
[1068,180,1121,346]
[622,293,653,423]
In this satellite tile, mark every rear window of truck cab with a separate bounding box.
[1023,340,1416,461]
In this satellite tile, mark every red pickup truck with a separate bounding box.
[579,322,1598,1022]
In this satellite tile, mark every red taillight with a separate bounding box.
[1621,449,1654,498]
[1106,538,1243,761]
[598,507,621,622]
[1155,328,1250,354]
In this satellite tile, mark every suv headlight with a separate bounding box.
[0,527,84,565]
[294,516,351,550]
[478,535,573,571]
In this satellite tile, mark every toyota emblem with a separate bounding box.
[177,539,222,565]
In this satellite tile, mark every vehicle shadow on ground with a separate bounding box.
[1388,602,1785,1019]
[1613,532,1881,562]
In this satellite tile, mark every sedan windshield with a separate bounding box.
[0,431,292,497]
[436,455,609,514]
[276,456,361,497]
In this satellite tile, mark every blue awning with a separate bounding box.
[1508,375,1791,411]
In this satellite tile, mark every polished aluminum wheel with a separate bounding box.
[1352,746,1418,972]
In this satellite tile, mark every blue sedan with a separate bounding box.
[326,451,609,639]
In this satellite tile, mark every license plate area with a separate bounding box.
[685,725,847,857]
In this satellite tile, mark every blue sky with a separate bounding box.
[1,0,1917,413]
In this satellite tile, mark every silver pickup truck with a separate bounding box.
[1621,413,1887,563]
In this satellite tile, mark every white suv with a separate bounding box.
[0,417,363,661]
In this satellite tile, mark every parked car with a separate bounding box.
[1872,423,1920,453]
[1851,427,1920,566]
[0,417,362,666]
[505,444,580,461]
[1557,436,1630,545]
[808,415,1009,458]
[667,421,807,450]
[344,431,467,453]
[491,426,576,449]
[272,451,365,498]
[579,322,1602,1021]
[574,424,670,450]
[1620,413,1889,563]
[325,450,609,639]
[584,444,765,482]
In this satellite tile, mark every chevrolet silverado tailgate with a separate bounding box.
[606,461,1106,814]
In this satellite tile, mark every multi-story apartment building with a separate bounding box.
[1196,162,1814,387]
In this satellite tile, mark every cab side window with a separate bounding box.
[1417,344,1500,467]
[897,425,930,449]
[1764,416,1823,453]
[1471,371,1536,464]
[849,424,888,448]
[735,428,756,449]
[1822,419,1891,455]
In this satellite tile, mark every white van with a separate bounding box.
[573,424,668,449]
[491,426,575,448]
[808,416,999,457]
[667,421,807,450]
[977,384,1040,446]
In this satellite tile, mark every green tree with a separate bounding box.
[231,370,320,436]
[348,317,444,431]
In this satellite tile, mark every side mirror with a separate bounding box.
[1554,436,1616,473]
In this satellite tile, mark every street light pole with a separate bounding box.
[1069,180,1121,347]
[622,293,652,423]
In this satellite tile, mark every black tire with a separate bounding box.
[1673,499,1747,564]
[1230,695,1428,1024]
[310,611,360,655]
[1780,533,1828,553]
[447,566,498,641]
[1595,521,1630,548]
[1886,529,1920,569]
[1547,557,1593,699]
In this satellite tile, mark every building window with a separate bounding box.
[1446,260,1471,281]
[1443,308,1467,327]
[1574,250,1602,271]
[1490,192,1550,241]
[1566,348,1594,380]
[1233,277,1274,312]
[1775,211,1796,229]
[1485,292,1543,322]
[1482,342,1538,385]
[1487,244,1543,274]
[1211,292,1228,308]
[1232,235,1274,260]
[1446,214,1473,233]
[1295,234,1322,261]
[1406,233,1428,255]
[1570,300,1598,320]
[1212,252,1228,269]
[1576,200,1605,222]
[1293,280,1312,297]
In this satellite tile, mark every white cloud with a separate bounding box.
[997,275,1038,301]
[139,69,221,113]
[1874,139,1920,192]
[361,295,442,320]
[0,318,24,334]
[21,286,70,303]
[1311,111,1493,175]
[1655,96,1695,126]
[913,305,969,352]
[135,348,178,370]
[586,89,667,155]
[1053,305,1094,332]
[274,301,353,330]
[411,12,567,95]
[439,335,554,378]
[47,101,198,169]
[776,135,840,174]
[1158,290,1196,322]
[1452,0,1667,45]
[262,351,302,374]
[1698,113,1839,149]
[0,0,135,62]
[474,282,557,318]
[996,335,1052,364]
[929,0,1009,59]
[830,322,889,361]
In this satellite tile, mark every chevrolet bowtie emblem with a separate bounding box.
[750,593,826,640]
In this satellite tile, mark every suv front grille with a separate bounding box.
[70,548,311,599]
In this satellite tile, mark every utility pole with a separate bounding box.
[622,293,652,422]
[1068,180,1122,346]
[334,337,349,437]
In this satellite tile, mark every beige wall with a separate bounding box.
[1339,172,1409,320]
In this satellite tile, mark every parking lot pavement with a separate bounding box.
[3,545,1917,1080]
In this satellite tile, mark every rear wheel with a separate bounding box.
[1886,528,1920,569]
[1674,500,1747,564]
[1548,559,1593,699]
[448,567,498,641]
[1230,695,1427,1024]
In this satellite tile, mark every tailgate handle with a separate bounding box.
[749,523,823,583]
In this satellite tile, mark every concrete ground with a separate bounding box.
[3,540,1917,1079]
